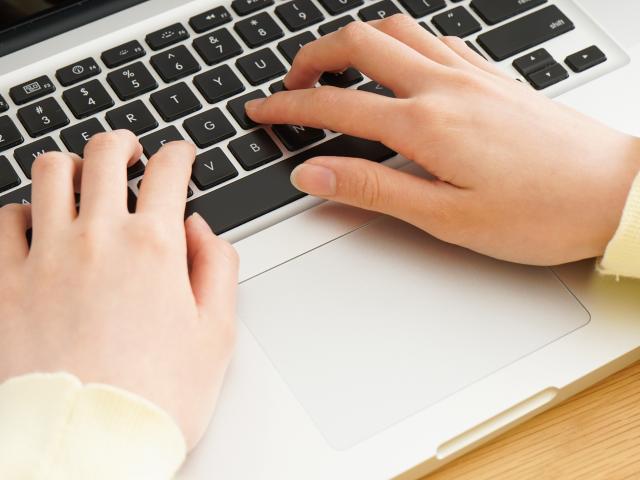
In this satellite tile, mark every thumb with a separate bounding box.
[185,213,239,330]
[291,156,455,229]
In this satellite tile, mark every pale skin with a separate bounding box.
[1,14,639,452]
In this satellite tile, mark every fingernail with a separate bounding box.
[290,163,337,196]
[245,98,266,113]
[189,212,208,229]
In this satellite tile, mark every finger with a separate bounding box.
[30,151,81,237]
[369,14,472,70]
[0,204,31,263]
[185,213,238,332]
[245,87,402,148]
[439,36,513,80]
[284,19,435,96]
[290,156,457,233]
[80,130,142,217]
[136,141,195,222]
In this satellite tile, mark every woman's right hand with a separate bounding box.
[246,14,640,266]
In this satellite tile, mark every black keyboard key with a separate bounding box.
[150,45,201,83]
[101,40,146,68]
[278,31,316,64]
[527,62,568,90]
[359,0,401,21]
[183,108,236,148]
[513,48,554,77]
[18,98,69,138]
[0,95,8,113]
[471,0,546,25]
[432,7,481,38]
[0,184,31,207]
[56,58,101,87]
[193,64,246,103]
[106,100,158,135]
[190,6,233,33]
[358,81,395,97]
[477,6,574,61]
[192,147,238,190]
[235,12,285,49]
[319,0,363,15]
[10,76,55,105]
[107,62,158,101]
[399,0,445,18]
[276,0,325,32]
[146,23,190,51]
[227,90,266,129]
[320,67,363,87]
[565,45,607,73]
[232,0,274,16]
[269,80,286,93]
[60,118,105,155]
[186,134,394,233]
[273,124,326,151]
[228,128,282,170]
[150,82,202,122]
[140,126,184,158]
[237,48,287,85]
[0,116,24,152]
[0,155,20,193]
[62,79,114,119]
[193,28,244,66]
[465,41,486,59]
[419,21,435,35]
[318,15,354,36]
[14,137,60,178]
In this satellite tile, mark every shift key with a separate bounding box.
[477,5,574,61]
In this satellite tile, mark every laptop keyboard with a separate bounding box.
[0,0,615,235]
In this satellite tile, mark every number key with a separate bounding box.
[63,79,114,119]
[150,45,201,83]
[235,12,284,49]
[107,62,158,101]
[276,0,324,32]
[17,98,69,138]
[318,0,363,15]
[193,28,243,66]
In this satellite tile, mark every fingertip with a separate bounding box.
[245,98,266,120]
[291,160,337,196]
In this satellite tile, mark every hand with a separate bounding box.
[0,131,238,449]
[246,15,640,265]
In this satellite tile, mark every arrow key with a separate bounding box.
[565,45,607,73]
[527,62,569,90]
[192,147,238,190]
[513,48,555,77]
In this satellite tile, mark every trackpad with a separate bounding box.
[238,217,590,450]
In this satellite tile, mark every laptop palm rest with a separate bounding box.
[238,216,590,450]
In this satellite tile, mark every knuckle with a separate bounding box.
[355,169,384,210]
[130,216,175,255]
[341,20,370,46]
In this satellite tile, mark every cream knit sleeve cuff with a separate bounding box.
[0,373,186,480]
[600,172,640,279]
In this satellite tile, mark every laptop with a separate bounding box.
[1,0,639,478]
